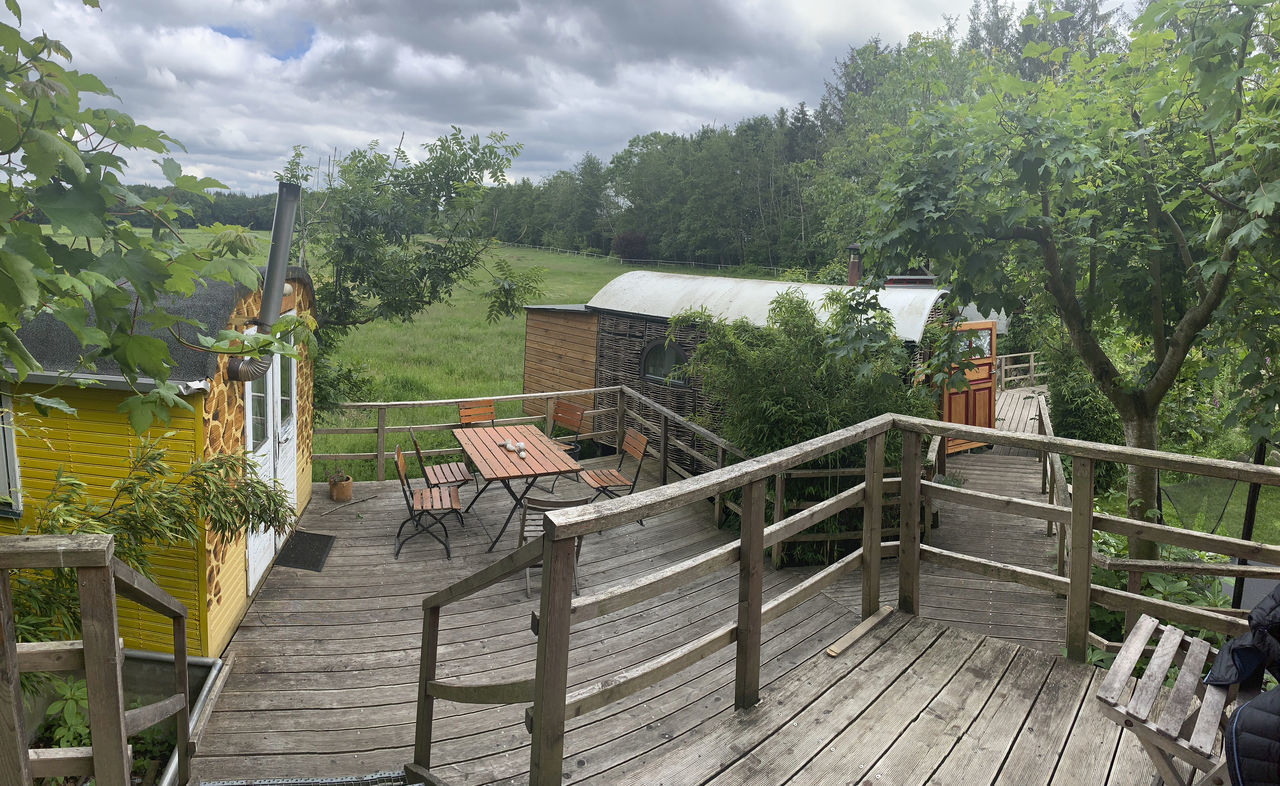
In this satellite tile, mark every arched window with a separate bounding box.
[640,340,688,385]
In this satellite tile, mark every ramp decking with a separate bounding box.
[192,389,1149,784]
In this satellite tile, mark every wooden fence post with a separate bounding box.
[899,431,922,615]
[1029,353,1036,386]
[410,605,441,778]
[1067,456,1095,661]
[614,394,626,451]
[772,473,786,569]
[714,446,725,525]
[660,414,669,485]
[529,536,576,784]
[736,478,766,710]
[78,566,131,784]
[545,396,557,437]
[0,572,32,783]
[376,406,387,482]
[862,432,886,620]
[172,615,191,785]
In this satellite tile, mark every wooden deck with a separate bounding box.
[191,396,1148,784]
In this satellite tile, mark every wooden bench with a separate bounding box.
[1096,614,1231,786]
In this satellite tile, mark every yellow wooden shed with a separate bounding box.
[0,267,315,657]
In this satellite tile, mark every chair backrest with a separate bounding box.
[621,428,648,464]
[394,446,415,510]
[552,400,586,435]
[524,494,594,514]
[408,426,431,480]
[459,399,495,426]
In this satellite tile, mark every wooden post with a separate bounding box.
[1125,571,1142,633]
[772,473,785,569]
[1067,456,1095,661]
[376,406,388,482]
[411,605,441,775]
[78,566,131,784]
[614,394,626,452]
[172,615,190,785]
[735,478,766,710]
[0,571,32,784]
[899,431,922,615]
[659,414,669,485]
[714,446,725,525]
[862,433,886,621]
[545,396,557,437]
[1028,352,1036,386]
[529,536,576,784]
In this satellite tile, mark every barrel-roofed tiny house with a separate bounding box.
[522,271,957,467]
[0,267,315,657]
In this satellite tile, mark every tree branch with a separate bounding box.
[1143,252,1236,411]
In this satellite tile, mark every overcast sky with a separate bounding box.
[23,0,957,194]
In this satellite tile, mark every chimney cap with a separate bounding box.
[847,242,862,251]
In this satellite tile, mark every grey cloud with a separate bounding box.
[21,0,954,192]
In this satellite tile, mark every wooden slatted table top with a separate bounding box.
[454,424,581,482]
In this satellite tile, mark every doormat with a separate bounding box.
[274,530,335,572]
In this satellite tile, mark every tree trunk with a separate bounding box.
[1122,412,1160,562]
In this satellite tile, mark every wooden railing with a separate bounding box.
[315,385,746,488]
[404,413,1280,785]
[1,535,190,785]
[995,351,1040,390]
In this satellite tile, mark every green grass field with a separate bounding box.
[313,246,769,480]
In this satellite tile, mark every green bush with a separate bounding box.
[1044,342,1126,493]
[673,288,935,565]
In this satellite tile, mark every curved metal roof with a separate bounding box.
[586,271,947,342]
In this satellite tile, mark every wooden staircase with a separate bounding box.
[1,535,191,785]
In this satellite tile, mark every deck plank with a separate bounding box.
[192,409,1152,784]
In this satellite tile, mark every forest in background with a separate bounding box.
[479,0,1121,271]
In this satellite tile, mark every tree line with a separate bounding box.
[478,0,1123,270]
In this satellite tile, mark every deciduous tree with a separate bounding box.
[873,0,1280,558]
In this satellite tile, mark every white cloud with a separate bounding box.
[18,0,954,192]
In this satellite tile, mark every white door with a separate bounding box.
[245,330,299,592]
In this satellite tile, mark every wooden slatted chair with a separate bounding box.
[457,399,498,511]
[1096,613,1232,786]
[549,400,586,458]
[394,446,459,560]
[581,428,648,524]
[458,399,496,427]
[518,494,593,597]
[409,426,471,490]
[545,400,587,492]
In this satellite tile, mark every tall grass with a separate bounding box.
[314,246,768,481]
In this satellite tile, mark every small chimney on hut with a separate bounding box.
[846,242,863,287]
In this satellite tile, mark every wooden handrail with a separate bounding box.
[409,411,1280,784]
[1,535,190,786]
[315,385,746,484]
[894,414,1280,485]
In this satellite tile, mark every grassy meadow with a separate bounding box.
[312,246,766,481]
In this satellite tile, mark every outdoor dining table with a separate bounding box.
[453,423,583,552]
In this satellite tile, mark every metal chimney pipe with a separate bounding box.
[227,181,301,382]
[257,181,302,328]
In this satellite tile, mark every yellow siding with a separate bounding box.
[6,385,206,655]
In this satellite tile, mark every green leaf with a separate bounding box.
[1228,217,1267,248]
[5,0,20,23]
[30,180,107,236]
[1245,180,1280,217]
[0,249,36,312]
[158,157,182,185]
[31,395,74,416]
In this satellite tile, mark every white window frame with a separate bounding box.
[0,387,21,516]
